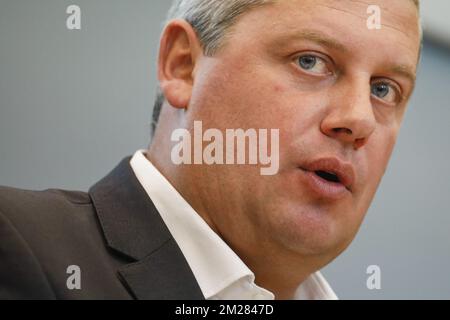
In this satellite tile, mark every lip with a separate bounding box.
[299,157,355,200]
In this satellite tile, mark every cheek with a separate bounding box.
[373,127,399,175]
[190,56,331,167]
[192,68,284,129]
[356,128,398,209]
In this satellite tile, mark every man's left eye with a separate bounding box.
[296,54,329,75]
[371,82,399,104]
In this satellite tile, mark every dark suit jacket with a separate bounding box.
[0,157,205,300]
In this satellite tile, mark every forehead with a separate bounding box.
[228,0,421,70]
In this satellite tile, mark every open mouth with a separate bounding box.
[299,157,355,196]
[314,170,341,184]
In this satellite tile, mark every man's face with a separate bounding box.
[185,0,420,261]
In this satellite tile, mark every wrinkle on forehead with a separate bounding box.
[233,0,421,62]
[313,1,420,51]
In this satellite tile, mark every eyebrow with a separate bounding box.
[281,29,350,54]
[388,64,417,86]
[279,29,417,87]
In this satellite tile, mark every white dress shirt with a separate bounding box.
[130,150,338,300]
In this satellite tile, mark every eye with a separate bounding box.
[371,81,400,104]
[296,54,330,75]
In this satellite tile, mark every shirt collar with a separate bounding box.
[130,150,337,300]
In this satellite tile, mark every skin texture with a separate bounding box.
[149,0,421,299]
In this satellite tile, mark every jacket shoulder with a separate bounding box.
[0,185,91,207]
[0,186,92,224]
[0,185,99,248]
[0,186,90,299]
[0,186,122,299]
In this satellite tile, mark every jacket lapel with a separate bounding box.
[89,157,204,300]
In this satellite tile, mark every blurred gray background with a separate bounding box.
[0,0,449,299]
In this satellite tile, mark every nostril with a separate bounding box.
[333,127,353,135]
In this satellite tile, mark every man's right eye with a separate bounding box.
[296,54,330,75]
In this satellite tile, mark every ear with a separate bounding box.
[158,19,202,110]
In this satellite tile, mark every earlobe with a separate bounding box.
[157,19,201,110]
[160,80,191,109]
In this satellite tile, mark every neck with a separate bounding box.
[230,239,320,299]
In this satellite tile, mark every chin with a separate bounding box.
[269,203,351,257]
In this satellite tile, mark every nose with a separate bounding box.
[320,78,376,150]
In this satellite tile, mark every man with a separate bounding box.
[0,0,421,299]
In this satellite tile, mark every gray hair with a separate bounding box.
[151,0,273,136]
[151,0,421,137]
